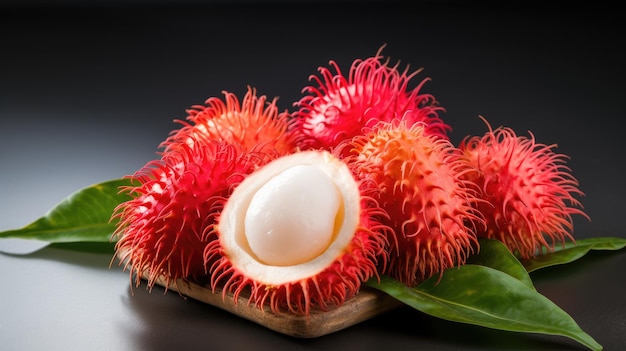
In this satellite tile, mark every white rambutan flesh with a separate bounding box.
[216,150,359,286]
[244,164,341,266]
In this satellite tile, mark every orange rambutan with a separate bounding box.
[204,150,391,315]
[162,86,299,157]
[342,120,483,286]
[292,48,449,155]
[112,139,273,290]
[458,117,589,259]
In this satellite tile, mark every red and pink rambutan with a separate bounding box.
[342,120,484,286]
[458,117,589,259]
[112,140,273,290]
[292,48,450,155]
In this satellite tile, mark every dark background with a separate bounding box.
[1,1,625,350]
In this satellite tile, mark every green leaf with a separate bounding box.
[469,238,535,289]
[523,237,626,272]
[367,267,602,351]
[0,178,134,253]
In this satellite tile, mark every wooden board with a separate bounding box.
[147,274,402,338]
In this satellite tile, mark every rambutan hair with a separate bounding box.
[162,86,299,157]
[343,120,483,286]
[458,117,590,259]
[204,220,388,316]
[292,46,450,155]
[112,140,272,290]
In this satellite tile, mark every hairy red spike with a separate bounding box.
[162,86,299,157]
[344,121,483,286]
[458,117,590,259]
[113,140,272,290]
[292,48,449,156]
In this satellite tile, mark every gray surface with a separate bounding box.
[1,3,625,350]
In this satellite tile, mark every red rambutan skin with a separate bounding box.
[292,47,450,156]
[162,86,299,157]
[458,118,589,260]
[203,160,391,316]
[343,121,483,286]
[112,140,272,290]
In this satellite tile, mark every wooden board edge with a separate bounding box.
[149,274,402,338]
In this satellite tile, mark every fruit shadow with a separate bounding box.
[120,282,309,351]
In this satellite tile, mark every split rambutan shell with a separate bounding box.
[204,150,390,316]
[112,140,273,290]
[292,48,450,156]
[343,121,483,286]
[458,118,589,259]
[162,86,299,157]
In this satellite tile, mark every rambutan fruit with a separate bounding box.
[342,120,484,286]
[162,86,299,157]
[204,150,390,315]
[292,48,450,155]
[112,139,273,290]
[458,117,589,260]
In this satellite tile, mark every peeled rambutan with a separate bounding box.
[342,120,483,286]
[112,140,273,290]
[204,150,391,316]
[292,48,450,155]
[162,86,299,157]
[458,117,589,260]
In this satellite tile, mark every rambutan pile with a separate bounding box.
[112,48,589,316]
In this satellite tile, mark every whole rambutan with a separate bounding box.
[292,47,450,155]
[342,120,483,286]
[204,150,391,316]
[162,86,299,157]
[458,118,589,260]
[112,140,273,290]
